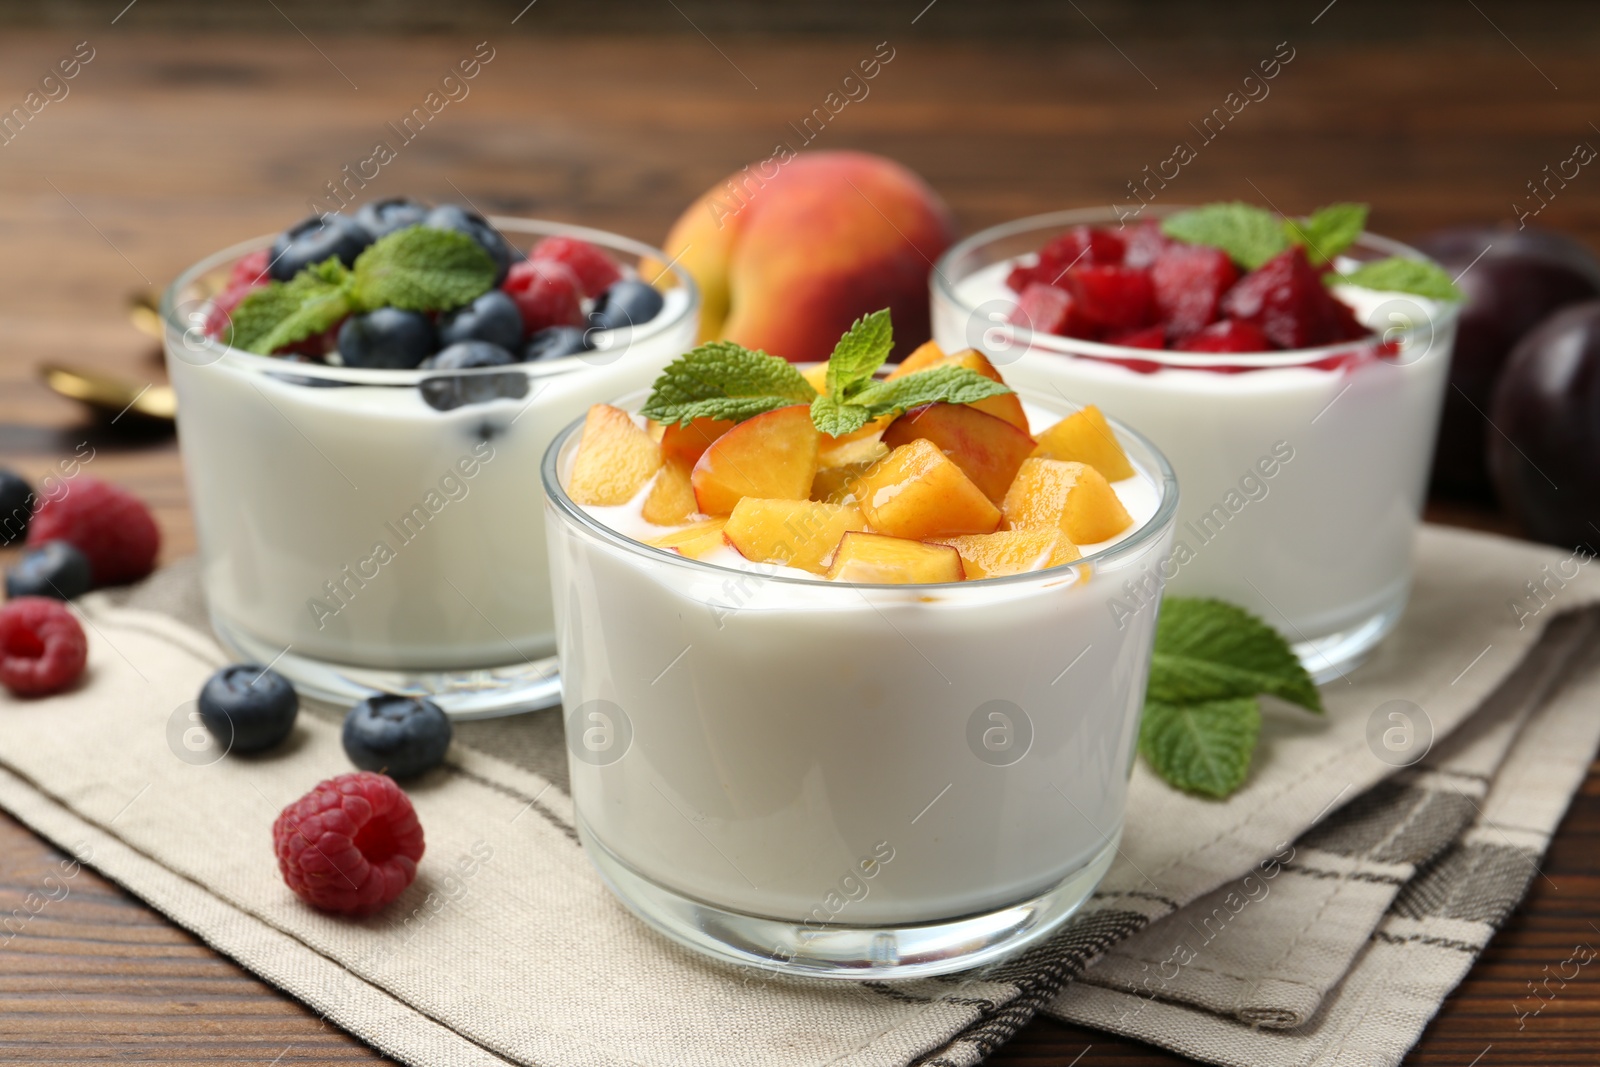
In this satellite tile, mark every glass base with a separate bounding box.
[1293,593,1407,685]
[211,612,560,720]
[579,818,1118,980]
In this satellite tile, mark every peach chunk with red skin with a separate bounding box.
[645,518,728,560]
[1003,457,1133,545]
[660,416,736,466]
[691,405,820,516]
[568,404,662,506]
[885,344,1028,431]
[825,532,965,584]
[854,438,1002,540]
[930,528,1081,579]
[723,498,866,574]
[882,402,1036,504]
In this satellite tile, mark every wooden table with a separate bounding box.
[1,23,1597,1065]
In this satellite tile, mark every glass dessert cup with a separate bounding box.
[161,219,699,719]
[542,390,1178,979]
[932,207,1459,681]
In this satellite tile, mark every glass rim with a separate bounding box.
[541,387,1181,593]
[932,204,1463,368]
[158,215,701,384]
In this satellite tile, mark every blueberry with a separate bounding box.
[0,467,32,546]
[521,325,593,362]
[419,372,529,411]
[436,290,524,351]
[588,280,665,332]
[425,204,512,286]
[356,197,429,239]
[198,664,299,754]
[268,214,373,281]
[338,308,436,369]
[5,541,91,600]
[420,341,516,371]
[342,694,452,778]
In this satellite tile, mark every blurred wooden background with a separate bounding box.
[0,3,1598,1064]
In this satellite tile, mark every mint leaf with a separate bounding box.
[1162,202,1288,270]
[640,341,819,427]
[853,366,1013,420]
[810,394,873,437]
[1149,597,1322,711]
[1139,698,1261,799]
[228,260,352,355]
[825,309,894,400]
[1285,202,1367,266]
[1334,256,1463,301]
[350,225,496,312]
[1138,597,1321,799]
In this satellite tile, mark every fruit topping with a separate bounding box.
[825,532,964,584]
[424,203,512,285]
[568,404,663,506]
[337,308,436,369]
[589,280,666,332]
[882,402,1036,504]
[1010,282,1083,338]
[355,197,429,239]
[854,438,1001,539]
[660,417,736,467]
[1219,246,1366,349]
[342,694,453,779]
[27,476,159,587]
[723,498,867,574]
[1029,405,1136,481]
[503,258,585,335]
[418,372,528,412]
[1108,325,1167,349]
[0,597,88,697]
[531,235,623,298]
[691,406,819,516]
[5,541,92,601]
[522,326,594,362]
[1150,244,1237,340]
[420,341,516,370]
[645,518,728,559]
[640,460,698,526]
[1065,264,1154,333]
[1003,458,1132,544]
[268,214,373,281]
[198,664,299,754]
[930,528,1080,579]
[1176,319,1272,353]
[436,289,524,351]
[1007,225,1126,291]
[1121,221,1173,269]
[272,771,425,915]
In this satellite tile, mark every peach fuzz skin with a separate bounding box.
[651,151,956,362]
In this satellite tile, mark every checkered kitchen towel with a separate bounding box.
[0,524,1595,1067]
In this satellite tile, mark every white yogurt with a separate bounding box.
[934,257,1457,672]
[545,398,1177,925]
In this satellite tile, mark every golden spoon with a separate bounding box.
[40,364,176,423]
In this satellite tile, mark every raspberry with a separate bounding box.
[27,477,160,587]
[229,248,273,289]
[1177,319,1271,353]
[1150,245,1238,340]
[1065,265,1154,333]
[0,598,88,697]
[530,236,622,298]
[272,772,425,915]
[502,258,585,334]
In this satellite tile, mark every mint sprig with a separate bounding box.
[1139,597,1321,798]
[641,309,1013,437]
[1163,200,1462,302]
[226,225,496,355]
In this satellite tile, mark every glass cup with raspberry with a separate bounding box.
[931,206,1460,679]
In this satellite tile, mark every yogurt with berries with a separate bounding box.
[163,207,698,717]
[542,368,1178,977]
[932,207,1460,676]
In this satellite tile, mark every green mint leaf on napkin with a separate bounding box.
[853,365,1013,419]
[1333,256,1463,301]
[1161,202,1288,270]
[824,309,894,401]
[1283,202,1368,266]
[1139,597,1321,798]
[350,225,497,311]
[640,340,819,427]
[1141,698,1262,799]
[228,259,352,355]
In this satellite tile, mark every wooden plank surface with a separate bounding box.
[0,23,1597,1066]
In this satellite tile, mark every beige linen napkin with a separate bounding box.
[0,524,1594,1067]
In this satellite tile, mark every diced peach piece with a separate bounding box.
[647,420,666,443]
[691,405,819,516]
[929,529,1081,579]
[644,518,727,560]
[723,498,867,574]
[818,434,889,471]
[855,438,1001,539]
[811,453,887,505]
[641,459,698,525]
[568,404,663,506]
[660,416,736,466]
[801,363,830,393]
[888,347,1027,430]
[825,531,965,584]
[882,402,1037,504]
[1003,458,1133,544]
[885,340,947,379]
[1030,404,1135,481]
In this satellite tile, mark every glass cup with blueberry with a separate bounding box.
[160,199,699,718]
